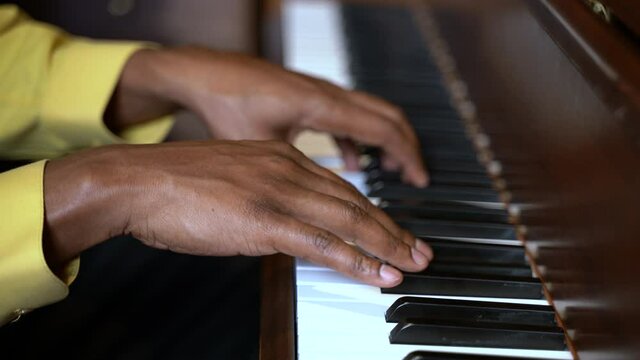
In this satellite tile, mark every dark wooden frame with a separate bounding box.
[259,254,296,360]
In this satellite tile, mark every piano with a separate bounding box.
[259,1,640,360]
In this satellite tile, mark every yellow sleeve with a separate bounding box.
[0,4,174,159]
[0,161,79,325]
[0,5,174,325]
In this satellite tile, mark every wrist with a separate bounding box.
[43,147,133,268]
[104,47,180,133]
[132,46,209,108]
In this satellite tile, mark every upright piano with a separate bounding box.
[259,1,640,359]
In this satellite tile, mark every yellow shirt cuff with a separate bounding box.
[0,160,76,325]
[37,39,173,154]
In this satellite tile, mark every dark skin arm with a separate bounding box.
[43,47,432,287]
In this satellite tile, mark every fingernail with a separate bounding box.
[411,247,428,266]
[415,238,434,261]
[379,264,402,284]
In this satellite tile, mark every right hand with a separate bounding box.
[44,141,432,287]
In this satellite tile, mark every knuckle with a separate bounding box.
[344,201,367,225]
[353,195,373,213]
[244,196,282,220]
[308,231,335,256]
[350,254,373,275]
[267,154,296,171]
[381,234,402,258]
[266,140,294,153]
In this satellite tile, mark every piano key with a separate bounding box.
[389,318,566,350]
[349,69,444,84]
[369,172,494,188]
[283,0,353,88]
[367,156,487,174]
[403,351,556,360]
[410,121,467,135]
[425,262,533,278]
[392,218,517,241]
[427,241,528,265]
[354,76,448,89]
[296,260,570,359]
[368,183,502,205]
[356,87,453,107]
[423,159,488,174]
[380,201,511,224]
[386,296,556,326]
[402,106,461,119]
[382,273,544,299]
[418,149,480,163]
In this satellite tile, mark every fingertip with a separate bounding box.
[411,247,429,267]
[415,238,434,262]
[379,264,403,287]
[404,167,429,188]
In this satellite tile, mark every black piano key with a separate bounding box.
[382,273,544,299]
[389,318,566,350]
[349,70,443,84]
[380,201,510,224]
[410,120,467,134]
[402,106,461,120]
[403,351,553,360]
[355,87,452,107]
[368,172,494,188]
[415,132,475,144]
[368,183,501,205]
[425,262,533,278]
[365,157,487,175]
[419,147,480,162]
[385,296,557,327]
[393,218,517,241]
[423,158,487,174]
[427,240,528,266]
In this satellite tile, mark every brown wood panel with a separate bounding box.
[424,0,640,359]
[259,254,295,360]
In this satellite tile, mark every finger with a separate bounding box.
[334,137,360,171]
[279,184,429,272]
[345,91,425,171]
[347,90,404,121]
[294,76,428,186]
[278,164,432,260]
[311,102,428,187]
[381,153,401,171]
[346,91,418,143]
[271,215,404,287]
[252,141,433,262]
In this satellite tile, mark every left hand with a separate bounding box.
[107,46,428,187]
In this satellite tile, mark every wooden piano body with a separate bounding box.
[260,1,640,359]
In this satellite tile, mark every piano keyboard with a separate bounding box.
[283,1,573,359]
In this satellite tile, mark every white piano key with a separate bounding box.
[296,260,571,360]
[283,0,353,88]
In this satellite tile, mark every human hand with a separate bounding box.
[44,141,433,287]
[108,47,428,187]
